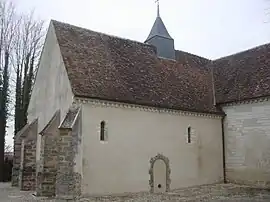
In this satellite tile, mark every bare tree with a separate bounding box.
[13,11,45,135]
[0,0,17,182]
[4,144,12,153]
[0,0,45,181]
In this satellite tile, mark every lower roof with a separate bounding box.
[213,43,270,104]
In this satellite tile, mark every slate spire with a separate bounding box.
[145,1,175,60]
[146,2,172,41]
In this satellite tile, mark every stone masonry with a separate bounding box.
[36,111,60,197]
[12,124,30,187]
[223,100,270,187]
[55,106,82,200]
[18,119,38,191]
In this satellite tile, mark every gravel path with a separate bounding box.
[1,183,270,201]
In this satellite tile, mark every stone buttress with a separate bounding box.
[36,110,60,197]
[12,123,30,187]
[55,106,82,200]
[15,119,38,191]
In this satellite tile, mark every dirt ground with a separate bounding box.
[1,182,270,201]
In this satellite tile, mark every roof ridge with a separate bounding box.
[213,42,270,62]
[51,19,155,49]
[175,49,210,61]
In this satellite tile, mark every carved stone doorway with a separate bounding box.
[149,154,171,193]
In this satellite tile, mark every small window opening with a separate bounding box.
[100,121,105,141]
[158,184,162,188]
[187,126,191,143]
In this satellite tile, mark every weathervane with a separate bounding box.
[155,0,160,17]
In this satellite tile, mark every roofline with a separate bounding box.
[51,19,155,49]
[175,49,211,62]
[39,110,60,135]
[71,106,81,129]
[216,94,270,106]
[14,118,38,140]
[27,22,51,117]
[52,19,214,63]
[58,111,70,130]
[212,42,270,62]
[51,19,270,62]
[74,95,225,116]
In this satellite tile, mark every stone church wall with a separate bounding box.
[79,99,224,196]
[26,22,74,164]
[223,99,270,187]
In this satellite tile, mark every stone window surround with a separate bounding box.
[149,153,171,193]
[98,120,108,143]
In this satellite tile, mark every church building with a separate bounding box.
[12,3,270,200]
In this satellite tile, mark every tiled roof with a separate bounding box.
[213,43,270,104]
[175,50,210,68]
[52,20,220,114]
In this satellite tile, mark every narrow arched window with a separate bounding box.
[100,121,105,141]
[187,126,191,143]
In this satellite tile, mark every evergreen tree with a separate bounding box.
[0,51,10,181]
[0,0,15,182]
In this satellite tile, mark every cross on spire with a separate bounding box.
[155,0,160,17]
[145,0,175,60]
[146,0,172,42]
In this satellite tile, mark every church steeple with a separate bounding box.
[145,1,175,60]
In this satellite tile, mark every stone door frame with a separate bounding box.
[149,153,171,192]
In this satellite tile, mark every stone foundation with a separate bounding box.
[20,166,36,191]
[36,168,57,196]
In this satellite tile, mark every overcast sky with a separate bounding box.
[6,0,270,146]
[13,0,270,59]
